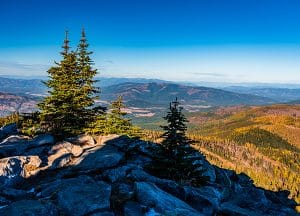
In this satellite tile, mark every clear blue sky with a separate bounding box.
[1,0,300,83]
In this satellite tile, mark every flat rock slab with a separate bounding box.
[50,176,111,216]
[0,123,18,141]
[0,134,54,158]
[219,202,263,216]
[72,145,124,172]
[123,201,143,216]
[0,200,58,216]
[135,182,203,216]
[0,138,29,158]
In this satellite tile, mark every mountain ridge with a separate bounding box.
[102,82,275,107]
[223,86,300,102]
[0,92,36,116]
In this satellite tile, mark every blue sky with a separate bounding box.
[1,0,300,83]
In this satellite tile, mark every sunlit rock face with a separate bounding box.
[0,129,297,216]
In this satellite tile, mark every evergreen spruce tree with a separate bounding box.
[38,32,82,137]
[161,98,190,158]
[147,98,207,186]
[108,96,131,134]
[107,96,141,137]
[38,30,102,137]
[87,96,141,137]
[76,28,101,127]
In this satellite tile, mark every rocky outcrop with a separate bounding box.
[0,156,41,186]
[135,182,203,216]
[72,144,125,173]
[0,133,54,158]
[0,200,58,216]
[0,132,297,215]
[0,123,18,140]
[54,176,111,216]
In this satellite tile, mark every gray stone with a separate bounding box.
[111,183,135,209]
[55,176,111,216]
[103,164,135,183]
[128,169,159,183]
[124,201,143,216]
[47,141,84,169]
[0,136,29,158]
[0,123,18,141]
[134,141,157,157]
[233,187,269,210]
[0,188,27,200]
[48,141,83,157]
[0,133,297,216]
[183,186,220,215]
[0,156,41,186]
[126,154,152,166]
[0,196,10,206]
[135,182,203,216]
[50,153,73,169]
[219,202,264,216]
[24,145,50,158]
[266,205,299,216]
[0,200,58,216]
[128,169,183,199]
[0,135,29,144]
[38,179,64,199]
[90,211,115,216]
[31,134,55,146]
[202,161,216,182]
[105,136,131,150]
[117,183,135,201]
[264,190,297,208]
[237,172,254,186]
[73,145,124,172]
[0,134,54,158]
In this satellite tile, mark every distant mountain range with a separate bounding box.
[0,76,169,96]
[0,76,300,102]
[0,77,46,96]
[101,82,275,107]
[223,86,300,102]
[288,99,300,105]
[1,76,300,116]
[0,92,36,116]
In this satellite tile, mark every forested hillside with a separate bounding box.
[143,104,300,206]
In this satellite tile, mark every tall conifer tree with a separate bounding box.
[76,28,100,126]
[86,96,141,137]
[147,98,207,186]
[108,96,132,134]
[38,32,81,136]
[38,30,101,137]
[161,98,191,157]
